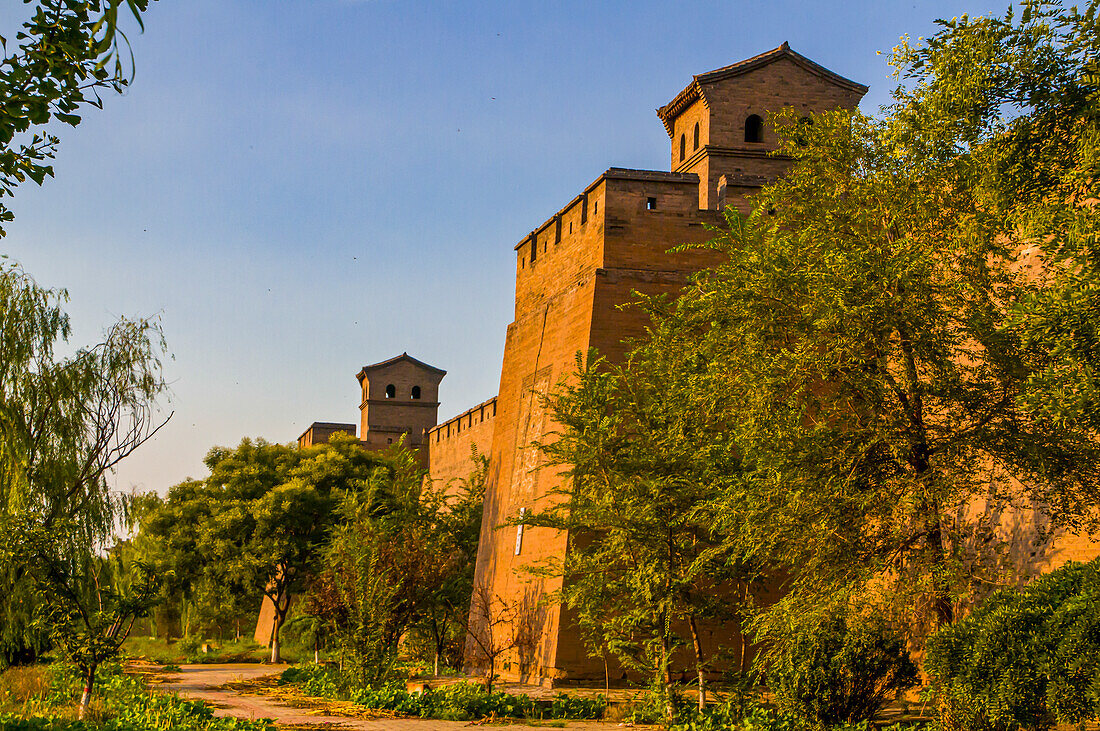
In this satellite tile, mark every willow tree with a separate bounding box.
[0,263,168,716]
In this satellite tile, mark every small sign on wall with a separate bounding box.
[515,507,526,556]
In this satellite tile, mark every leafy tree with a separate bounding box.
[136,434,388,663]
[615,0,1100,647]
[0,262,168,716]
[888,2,1100,436]
[410,448,487,676]
[309,442,482,683]
[0,0,157,236]
[525,350,757,717]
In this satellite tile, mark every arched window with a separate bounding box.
[679,133,686,161]
[385,384,395,399]
[693,122,700,151]
[411,385,421,400]
[745,114,763,143]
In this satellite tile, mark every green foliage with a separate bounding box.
[529,350,757,708]
[307,444,484,683]
[670,703,925,731]
[0,0,156,237]
[0,262,167,717]
[134,433,389,662]
[762,600,917,728]
[926,558,1100,731]
[0,662,273,730]
[406,448,487,674]
[279,665,605,721]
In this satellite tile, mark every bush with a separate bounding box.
[766,608,917,728]
[279,665,605,721]
[669,697,926,731]
[926,558,1100,731]
[175,636,201,660]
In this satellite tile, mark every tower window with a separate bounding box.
[385,384,395,399]
[679,133,686,161]
[745,114,763,143]
[693,122,700,150]
[646,197,657,210]
[411,385,421,400]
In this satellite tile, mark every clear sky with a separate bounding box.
[0,0,1009,495]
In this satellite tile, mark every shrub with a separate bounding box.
[669,697,927,731]
[926,558,1100,731]
[765,608,917,728]
[175,636,201,659]
[278,665,605,721]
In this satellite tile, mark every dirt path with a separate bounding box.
[159,664,614,730]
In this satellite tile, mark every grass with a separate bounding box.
[0,662,274,730]
[120,636,305,665]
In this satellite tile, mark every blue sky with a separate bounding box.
[0,0,1008,494]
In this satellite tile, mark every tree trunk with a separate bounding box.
[659,631,674,721]
[926,520,955,625]
[688,615,706,711]
[434,650,440,677]
[270,611,282,664]
[78,664,96,720]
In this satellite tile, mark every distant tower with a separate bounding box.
[356,352,446,451]
[656,42,867,210]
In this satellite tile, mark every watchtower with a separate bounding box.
[356,353,446,450]
[657,42,867,210]
[470,45,867,686]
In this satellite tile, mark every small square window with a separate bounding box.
[647,197,657,210]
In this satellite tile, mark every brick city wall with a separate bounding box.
[427,397,497,495]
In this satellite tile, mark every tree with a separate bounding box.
[0,0,160,678]
[638,0,1100,646]
[0,262,168,717]
[0,0,157,237]
[137,434,381,663]
[309,442,481,682]
[524,350,757,717]
[410,448,487,676]
[887,1,1100,435]
[465,582,523,694]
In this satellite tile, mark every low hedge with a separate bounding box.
[280,665,605,721]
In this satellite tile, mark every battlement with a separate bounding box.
[427,396,497,491]
[512,168,709,315]
[428,396,498,445]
